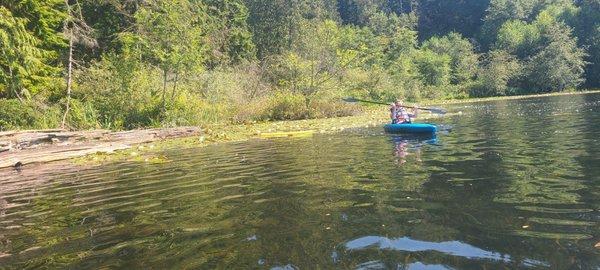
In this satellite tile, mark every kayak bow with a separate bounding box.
[384,123,437,134]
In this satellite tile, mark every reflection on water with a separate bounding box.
[342,236,547,267]
[390,134,437,166]
[0,93,599,269]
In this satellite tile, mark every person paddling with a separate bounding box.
[390,99,418,124]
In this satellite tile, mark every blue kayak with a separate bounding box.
[384,123,437,134]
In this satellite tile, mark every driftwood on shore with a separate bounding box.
[0,127,201,169]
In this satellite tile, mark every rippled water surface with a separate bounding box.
[1,94,600,269]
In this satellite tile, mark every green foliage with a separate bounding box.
[243,0,291,58]
[577,0,600,87]
[0,0,66,49]
[495,20,541,57]
[192,64,268,103]
[243,0,336,58]
[204,0,256,66]
[0,6,62,100]
[265,20,365,105]
[1,0,599,130]
[61,99,101,130]
[337,0,386,26]
[422,32,479,84]
[74,55,161,130]
[266,91,308,120]
[473,50,522,97]
[80,1,133,56]
[414,50,452,87]
[366,11,418,36]
[385,27,418,65]
[525,23,587,92]
[343,67,399,102]
[0,99,37,130]
[164,92,229,126]
[583,26,600,87]
[337,25,386,68]
[417,0,490,39]
[480,0,573,47]
[0,99,61,130]
[134,0,207,75]
[491,4,587,93]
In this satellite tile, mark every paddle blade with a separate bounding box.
[342,97,359,103]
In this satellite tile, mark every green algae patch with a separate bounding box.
[72,151,131,166]
[71,144,169,166]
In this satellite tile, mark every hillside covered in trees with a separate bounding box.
[1,0,599,130]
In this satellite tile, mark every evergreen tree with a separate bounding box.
[0,3,64,100]
[0,0,66,50]
[80,0,136,57]
[204,0,256,67]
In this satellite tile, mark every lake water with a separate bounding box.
[1,93,599,269]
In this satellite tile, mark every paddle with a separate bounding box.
[342,97,447,115]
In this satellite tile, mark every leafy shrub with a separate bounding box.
[266,91,308,120]
[63,99,101,130]
[0,99,37,130]
[342,68,400,103]
[231,97,271,123]
[189,63,270,103]
[74,56,162,130]
[172,92,230,126]
[0,99,61,130]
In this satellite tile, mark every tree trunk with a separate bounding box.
[310,61,315,92]
[162,69,168,116]
[8,66,24,103]
[171,72,178,104]
[61,34,74,129]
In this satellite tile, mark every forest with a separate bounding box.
[1,0,599,130]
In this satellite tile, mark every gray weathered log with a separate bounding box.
[0,127,201,169]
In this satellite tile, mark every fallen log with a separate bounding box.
[0,127,201,169]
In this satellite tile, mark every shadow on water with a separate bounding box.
[0,94,599,269]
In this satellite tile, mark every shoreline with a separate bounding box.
[1,90,598,172]
[426,89,600,106]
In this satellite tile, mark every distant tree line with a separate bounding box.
[1,0,598,130]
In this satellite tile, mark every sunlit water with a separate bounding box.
[1,94,599,269]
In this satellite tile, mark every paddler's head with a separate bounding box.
[394,99,403,106]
